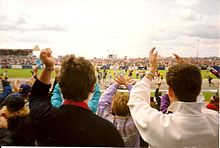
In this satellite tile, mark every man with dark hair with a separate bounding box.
[166,64,202,102]
[29,48,124,146]
[128,48,219,148]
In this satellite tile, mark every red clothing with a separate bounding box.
[207,103,219,112]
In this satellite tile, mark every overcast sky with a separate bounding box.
[0,0,219,58]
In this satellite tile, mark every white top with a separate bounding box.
[128,77,219,148]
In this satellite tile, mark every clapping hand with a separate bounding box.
[126,77,136,85]
[173,53,188,64]
[114,75,129,88]
[149,47,158,74]
[40,48,55,69]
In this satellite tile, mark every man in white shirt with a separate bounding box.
[128,47,219,148]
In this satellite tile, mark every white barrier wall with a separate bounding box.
[11,65,22,69]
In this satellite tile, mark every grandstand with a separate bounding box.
[0,45,40,68]
[0,48,33,56]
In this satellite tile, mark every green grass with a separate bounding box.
[0,68,216,79]
[203,92,216,102]
[0,68,57,78]
[149,92,215,102]
[0,68,217,102]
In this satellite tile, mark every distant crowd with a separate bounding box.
[0,54,219,70]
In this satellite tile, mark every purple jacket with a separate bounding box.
[160,93,170,114]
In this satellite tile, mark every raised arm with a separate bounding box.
[13,80,20,92]
[128,48,169,146]
[114,75,133,92]
[29,48,58,120]
[39,48,55,84]
[173,53,188,64]
[88,83,101,113]
[154,82,161,109]
[97,82,119,120]
[28,66,38,86]
[50,83,63,107]
[97,75,131,120]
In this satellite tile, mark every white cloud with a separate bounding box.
[0,0,219,58]
[176,0,199,6]
[170,8,197,20]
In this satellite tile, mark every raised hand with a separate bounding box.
[13,79,21,92]
[173,53,188,64]
[33,65,39,74]
[40,48,55,69]
[114,75,129,88]
[126,77,136,85]
[39,48,54,84]
[149,47,158,74]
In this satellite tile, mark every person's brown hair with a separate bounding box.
[166,64,202,102]
[112,92,130,116]
[58,55,96,101]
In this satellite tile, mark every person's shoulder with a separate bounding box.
[91,113,114,126]
[91,113,124,146]
[90,113,119,131]
[202,107,219,118]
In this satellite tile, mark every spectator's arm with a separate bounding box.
[39,48,54,85]
[155,88,160,98]
[88,83,101,113]
[28,66,38,86]
[154,85,161,108]
[128,48,171,147]
[29,79,58,120]
[0,80,12,104]
[127,84,133,92]
[29,48,58,120]
[48,77,58,99]
[50,83,63,107]
[13,80,20,92]
[97,83,118,121]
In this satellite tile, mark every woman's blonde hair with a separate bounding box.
[112,92,130,116]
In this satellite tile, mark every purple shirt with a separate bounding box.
[160,94,170,113]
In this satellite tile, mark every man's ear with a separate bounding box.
[168,86,176,103]
[168,86,173,98]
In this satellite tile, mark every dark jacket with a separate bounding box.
[0,128,13,146]
[7,115,35,146]
[29,79,125,146]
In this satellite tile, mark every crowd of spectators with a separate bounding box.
[0,54,219,70]
[91,56,220,70]
[0,48,219,147]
